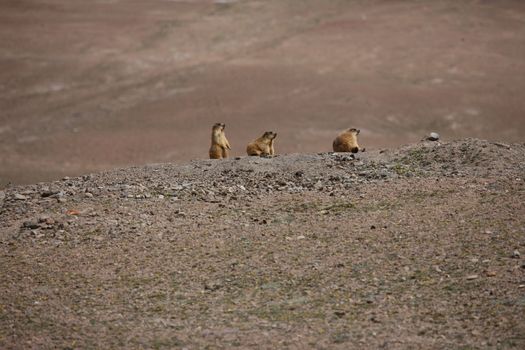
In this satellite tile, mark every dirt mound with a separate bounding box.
[1,139,524,349]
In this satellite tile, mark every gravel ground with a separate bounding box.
[1,139,524,349]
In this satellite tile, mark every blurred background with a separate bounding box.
[1,0,524,186]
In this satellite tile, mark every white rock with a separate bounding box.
[14,193,28,200]
[427,132,440,141]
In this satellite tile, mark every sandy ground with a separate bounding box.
[1,0,525,186]
[1,139,524,348]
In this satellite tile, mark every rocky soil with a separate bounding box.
[1,139,525,349]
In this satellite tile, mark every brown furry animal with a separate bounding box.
[209,123,231,159]
[332,128,362,153]
[246,131,277,156]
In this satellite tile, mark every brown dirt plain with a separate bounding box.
[1,0,524,186]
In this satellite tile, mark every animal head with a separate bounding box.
[263,131,277,140]
[346,128,360,135]
[212,123,226,132]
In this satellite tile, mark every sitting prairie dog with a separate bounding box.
[332,128,363,153]
[246,131,277,156]
[209,123,231,159]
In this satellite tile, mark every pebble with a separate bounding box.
[427,132,440,141]
[85,192,94,198]
[204,281,222,291]
[22,221,40,229]
[38,216,55,225]
[41,190,59,198]
[466,274,479,280]
[334,310,346,318]
[512,250,520,258]
[14,193,28,200]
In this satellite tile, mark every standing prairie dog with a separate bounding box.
[332,128,362,153]
[209,123,231,159]
[246,131,277,156]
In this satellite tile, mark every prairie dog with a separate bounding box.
[209,123,231,159]
[246,131,277,156]
[332,128,361,153]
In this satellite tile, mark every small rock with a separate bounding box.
[334,310,346,318]
[84,192,94,198]
[466,274,479,280]
[14,194,28,200]
[175,210,186,218]
[41,190,59,198]
[22,221,40,229]
[512,250,520,258]
[485,270,496,277]
[427,132,440,141]
[204,281,222,291]
[493,142,511,149]
[38,216,55,225]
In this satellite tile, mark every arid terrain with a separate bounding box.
[1,0,525,186]
[1,1,525,348]
[1,139,524,348]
